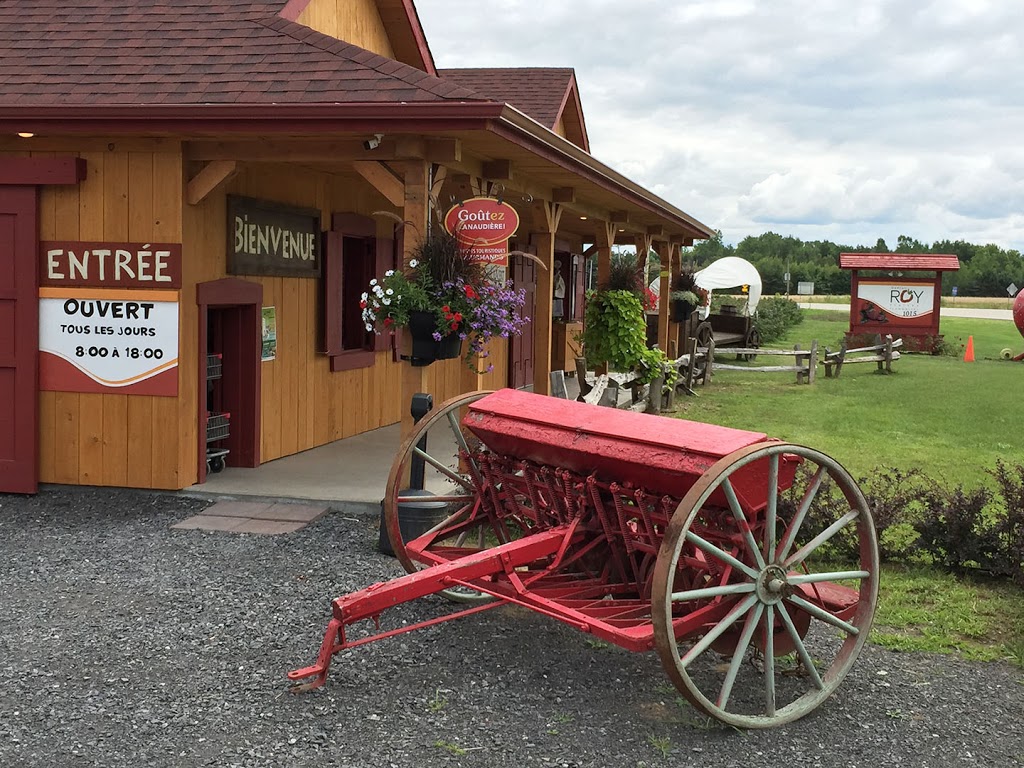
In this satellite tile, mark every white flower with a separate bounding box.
[373,286,385,297]
[409,259,418,268]
[369,279,378,286]
[382,298,391,306]
[365,323,374,332]
[360,291,368,300]
[385,288,394,296]
[384,270,394,277]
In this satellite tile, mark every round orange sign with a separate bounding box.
[443,197,520,247]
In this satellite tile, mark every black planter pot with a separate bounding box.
[670,299,695,323]
[407,310,463,366]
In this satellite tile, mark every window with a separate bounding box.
[322,213,395,372]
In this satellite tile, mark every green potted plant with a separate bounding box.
[670,264,709,322]
[361,228,528,369]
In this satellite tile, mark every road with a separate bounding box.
[797,302,1014,321]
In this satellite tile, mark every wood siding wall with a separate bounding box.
[12,142,510,492]
[296,0,395,58]
[27,143,186,489]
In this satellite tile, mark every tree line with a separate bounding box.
[687,232,1024,297]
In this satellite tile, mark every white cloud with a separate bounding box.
[417,0,1024,251]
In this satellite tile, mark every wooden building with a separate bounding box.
[0,0,713,495]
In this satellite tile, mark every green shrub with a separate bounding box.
[753,296,803,345]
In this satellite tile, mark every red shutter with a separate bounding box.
[321,231,342,355]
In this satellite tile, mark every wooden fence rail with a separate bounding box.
[677,340,819,385]
[823,334,901,378]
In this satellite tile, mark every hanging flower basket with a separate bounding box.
[407,310,463,366]
[670,299,695,323]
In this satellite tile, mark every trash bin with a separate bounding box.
[377,488,450,557]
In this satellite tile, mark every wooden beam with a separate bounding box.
[425,138,461,163]
[610,210,630,223]
[482,159,513,181]
[186,160,237,206]
[352,161,404,207]
[552,187,576,203]
[647,225,665,236]
[594,219,616,289]
[0,156,86,185]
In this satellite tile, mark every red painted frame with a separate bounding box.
[196,278,262,484]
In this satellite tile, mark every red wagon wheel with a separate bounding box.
[383,390,532,604]
[651,442,878,728]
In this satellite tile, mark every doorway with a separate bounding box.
[196,278,262,484]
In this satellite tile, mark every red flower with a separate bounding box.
[359,300,367,309]
[450,322,459,330]
[453,312,462,322]
[463,285,478,299]
[442,305,450,313]
[384,317,393,327]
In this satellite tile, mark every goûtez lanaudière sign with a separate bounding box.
[228,195,321,278]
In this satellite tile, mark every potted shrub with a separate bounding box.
[670,264,709,322]
[361,228,528,369]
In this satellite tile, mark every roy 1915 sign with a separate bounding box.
[443,197,519,267]
[228,195,321,278]
[38,288,180,396]
[855,279,935,327]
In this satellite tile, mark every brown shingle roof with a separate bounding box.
[0,1,485,105]
[438,67,573,129]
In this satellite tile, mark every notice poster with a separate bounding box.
[39,287,179,396]
[261,306,277,361]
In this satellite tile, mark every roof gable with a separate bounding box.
[0,1,475,106]
[438,68,590,151]
[282,0,436,74]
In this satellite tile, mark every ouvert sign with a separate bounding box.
[228,195,321,278]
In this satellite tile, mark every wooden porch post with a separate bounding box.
[398,160,431,440]
[531,201,563,395]
[594,219,615,289]
[654,240,672,355]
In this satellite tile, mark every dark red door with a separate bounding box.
[509,254,536,389]
[0,187,39,493]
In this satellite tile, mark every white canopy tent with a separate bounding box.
[695,257,762,318]
[649,257,763,319]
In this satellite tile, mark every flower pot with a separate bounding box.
[407,310,463,366]
[671,299,695,323]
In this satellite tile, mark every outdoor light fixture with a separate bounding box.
[579,215,588,220]
[362,133,384,150]
[17,132,34,138]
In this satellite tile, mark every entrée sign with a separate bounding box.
[443,197,519,267]
[40,241,182,289]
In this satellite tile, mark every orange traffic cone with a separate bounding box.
[963,335,975,362]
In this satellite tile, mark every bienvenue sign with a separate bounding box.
[228,195,321,278]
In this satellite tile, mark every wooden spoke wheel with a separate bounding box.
[651,442,878,728]
[740,327,761,362]
[694,321,713,350]
[384,390,531,604]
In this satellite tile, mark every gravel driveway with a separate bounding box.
[1,488,1021,768]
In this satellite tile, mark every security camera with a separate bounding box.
[363,133,384,151]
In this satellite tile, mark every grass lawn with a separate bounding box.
[673,310,1023,489]
[669,308,1024,664]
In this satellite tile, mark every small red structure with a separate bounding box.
[1012,291,1024,361]
[839,253,960,352]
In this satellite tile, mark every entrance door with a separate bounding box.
[196,278,262,484]
[0,187,38,493]
[509,253,536,389]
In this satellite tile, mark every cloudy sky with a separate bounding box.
[416,1,1024,251]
